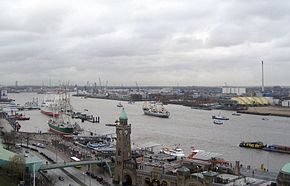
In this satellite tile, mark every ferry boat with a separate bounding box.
[142,101,170,118]
[160,147,185,157]
[239,141,265,149]
[213,119,223,125]
[263,144,290,154]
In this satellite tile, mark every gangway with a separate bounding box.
[39,159,113,177]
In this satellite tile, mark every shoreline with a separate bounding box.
[237,106,290,118]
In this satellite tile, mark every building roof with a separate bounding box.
[119,109,128,120]
[231,97,270,105]
[0,141,17,165]
[0,141,43,172]
[178,166,190,172]
[25,155,43,173]
[281,163,290,174]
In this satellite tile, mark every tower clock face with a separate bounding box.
[118,130,122,135]
[124,129,128,135]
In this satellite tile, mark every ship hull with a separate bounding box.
[48,121,74,135]
[143,109,170,118]
[41,109,59,117]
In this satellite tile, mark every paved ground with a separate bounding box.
[27,144,108,186]
[0,118,14,133]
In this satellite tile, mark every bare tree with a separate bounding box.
[2,131,16,149]
[5,154,26,179]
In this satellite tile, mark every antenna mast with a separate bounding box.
[262,61,264,92]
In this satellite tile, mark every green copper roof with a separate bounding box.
[119,109,128,120]
[0,141,16,164]
[281,163,290,174]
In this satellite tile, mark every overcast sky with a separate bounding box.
[1,0,290,86]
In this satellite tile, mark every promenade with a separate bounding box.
[0,118,14,133]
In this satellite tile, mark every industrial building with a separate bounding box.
[222,87,246,96]
[231,97,270,106]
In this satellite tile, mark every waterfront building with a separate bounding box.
[113,109,216,186]
[222,87,246,96]
[0,88,9,102]
[281,100,290,107]
[231,96,270,106]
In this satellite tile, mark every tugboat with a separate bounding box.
[142,101,170,118]
[239,141,266,149]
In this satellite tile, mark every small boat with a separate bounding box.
[263,144,290,154]
[128,100,134,104]
[213,119,223,125]
[142,101,170,118]
[14,113,30,121]
[262,117,269,121]
[212,115,229,120]
[117,102,123,107]
[232,113,241,116]
[239,141,265,149]
[8,112,30,120]
[160,147,185,157]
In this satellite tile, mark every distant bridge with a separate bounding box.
[39,160,113,177]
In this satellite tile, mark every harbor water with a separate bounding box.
[10,93,290,173]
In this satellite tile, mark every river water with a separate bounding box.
[10,93,290,172]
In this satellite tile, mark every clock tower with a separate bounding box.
[113,109,134,185]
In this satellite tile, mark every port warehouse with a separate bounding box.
[231,96,270,106]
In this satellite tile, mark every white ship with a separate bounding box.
[142,101,170,118]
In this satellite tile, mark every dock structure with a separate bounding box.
[71,111,100,123]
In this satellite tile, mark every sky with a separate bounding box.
[1,0,290,87]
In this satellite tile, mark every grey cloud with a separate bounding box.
[1,0,290,86]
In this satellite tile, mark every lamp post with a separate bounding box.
[33,163,35,186]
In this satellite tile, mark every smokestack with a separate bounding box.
[262,61,264,92]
